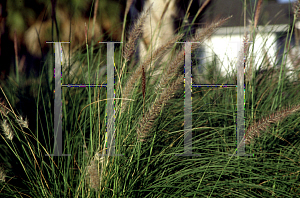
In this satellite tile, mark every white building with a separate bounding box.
[193,0,300,83]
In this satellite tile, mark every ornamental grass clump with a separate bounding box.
[1,0,300,197]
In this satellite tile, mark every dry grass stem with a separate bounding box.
[125,0,134,17]
[193,0,211,26]
[254,0,263,29]
[245,17,260,84]
[247,0,263,82]
[136,75,183,142]
[157,0,171,28]
[84,22,88,45]
[92,0,99,41]
[238,104,300,149]
[123,3,152,62]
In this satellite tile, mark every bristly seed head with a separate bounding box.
[0,167,6,183]
[293,0,300,19]
[237,104,300,150]
[17,115,29,128]
[123,3,153,62]
[1,119,14,141]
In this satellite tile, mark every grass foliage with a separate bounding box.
[0,0,300,197]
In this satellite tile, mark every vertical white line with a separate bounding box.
[46,42,71,156]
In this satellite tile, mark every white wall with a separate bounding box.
[197,25,299,82]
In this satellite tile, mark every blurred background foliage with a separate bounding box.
[5,0,124,40]
[0,0,129,147]
[1,0,126,80]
